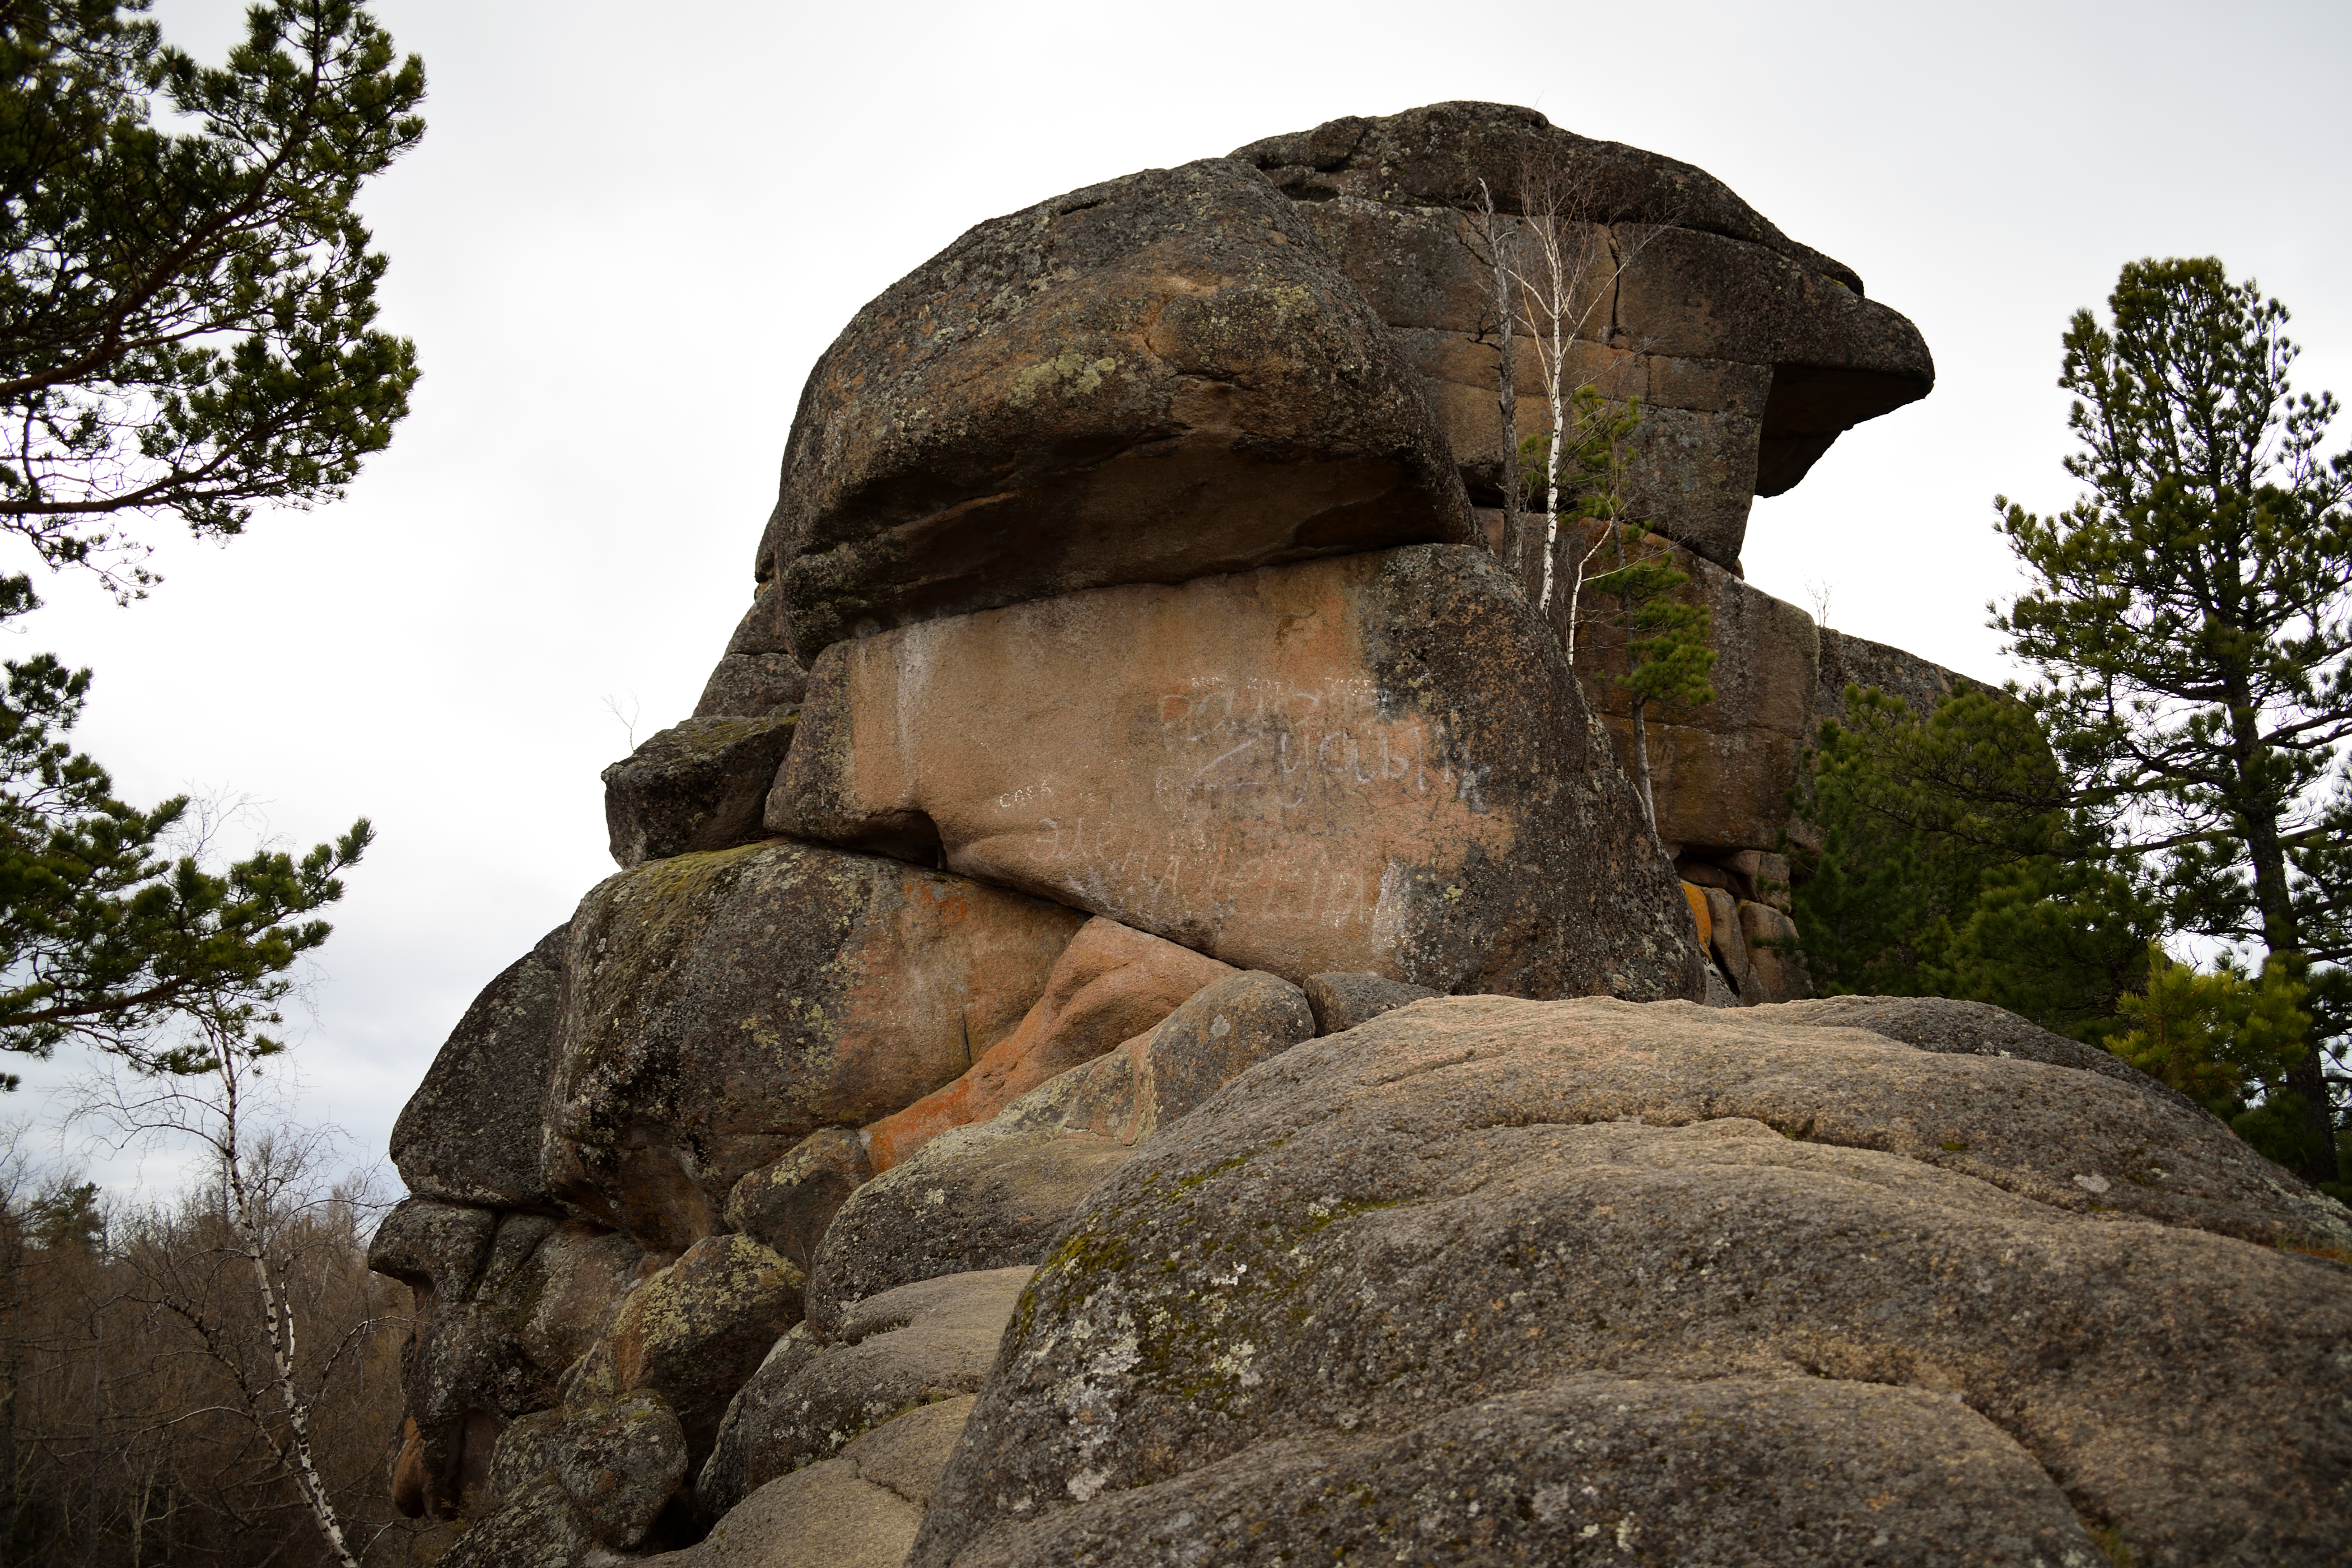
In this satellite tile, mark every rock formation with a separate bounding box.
[374,102,2350,1568]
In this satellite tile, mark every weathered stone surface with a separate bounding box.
[808,1113,1129,1336]
[453,1394,698,1564]
[943,1376,2099,1568]
[368,1197,496,1309]
[483,1390,688,1552]
[1294,199,1762,565]
[725,1127,874,1275]
[769,157,1473,657]
[1737,898,1810,1002]
[694,652,806,718]
[601,717,798,871]
[544,841,1086,1251]
[700,1268,1030,1518]
[1480,507,1819,851]
[436,1469,599,1568]
[1233,101,1860,286]
[1816,623,1981,721]
[1237,103,1935,558]
[913,996,2352,1568]
[1701,885,1749,995]
[646,1403,973,1568]
[1034,970,1314,1149]
[776,545,1702,1003]
[1760,994,2206,1114]
[383,1211,646,1519]
[1301,971,1438,1035]
[1119,971,1311,1131]
[556,1391,690,1547]
[864,918,1233,1171]
[583,1233,805,1463]
[390,924,568,1210]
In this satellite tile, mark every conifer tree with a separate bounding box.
[0,0,425,598]
[1995,257,2352,1184]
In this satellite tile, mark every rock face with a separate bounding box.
[647,1397,976,1568]
[913,996,2352,1568]
[863,917,1233,1170]
[768,156,1474,658]
[375,1207,648,1519]
[724,1127,874,1275]
[776,544,1703,1002]
[1047,970,1315,1144]
[390,924,569,1210]
[694,584,808,718]
[806,1115,1129,1336]
[1301,970,1438,1034]
[602,716,799,871]
[582,1233,805,1462]
[699,1267,1031,1518]
[544,841,1086,1251]
[1233,101,1936,566]
[942,1377,2099,1568]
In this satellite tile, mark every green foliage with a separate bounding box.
[2103,946,2314,1164]
[0,575,369,1079]
[0,0,425,597]
[1790,685,2159,1042]
[1994,256,2352,1179]
[1592,546,1716,712]
[16,1170,100,1249]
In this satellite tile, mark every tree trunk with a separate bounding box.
[1630,694,1656,831]
[2224,670,2337,1185]
[1478,185,1523,581]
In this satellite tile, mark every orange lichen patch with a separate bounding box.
[1681,880,1711,949]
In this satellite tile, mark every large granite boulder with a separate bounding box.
[862,916,1233,1170]
[543,841,1087,1252]
[390,923,569,1210]
[647,1398,974,1568]
[1233,102,1936,563]
[601,717,799,870]
[768,156,1473,657]
[567,1233,805,1465]
[913,996,2352,1568]
[776,544,1703,1002]
[699,1267,1031,1518]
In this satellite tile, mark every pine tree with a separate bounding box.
[0,0,425,598]
[1995,258,2352,1184]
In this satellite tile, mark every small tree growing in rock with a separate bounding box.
[1566,389,1717,827]
[1471,147,1667,623]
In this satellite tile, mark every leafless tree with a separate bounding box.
[59,1025,440,1568]
[1472,143,1674,664]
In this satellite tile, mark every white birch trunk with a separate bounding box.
[216,1057,362,1568]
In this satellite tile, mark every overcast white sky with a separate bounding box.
[16,0,2350,1197]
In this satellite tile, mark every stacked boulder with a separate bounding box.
[371,103,2350,1567]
